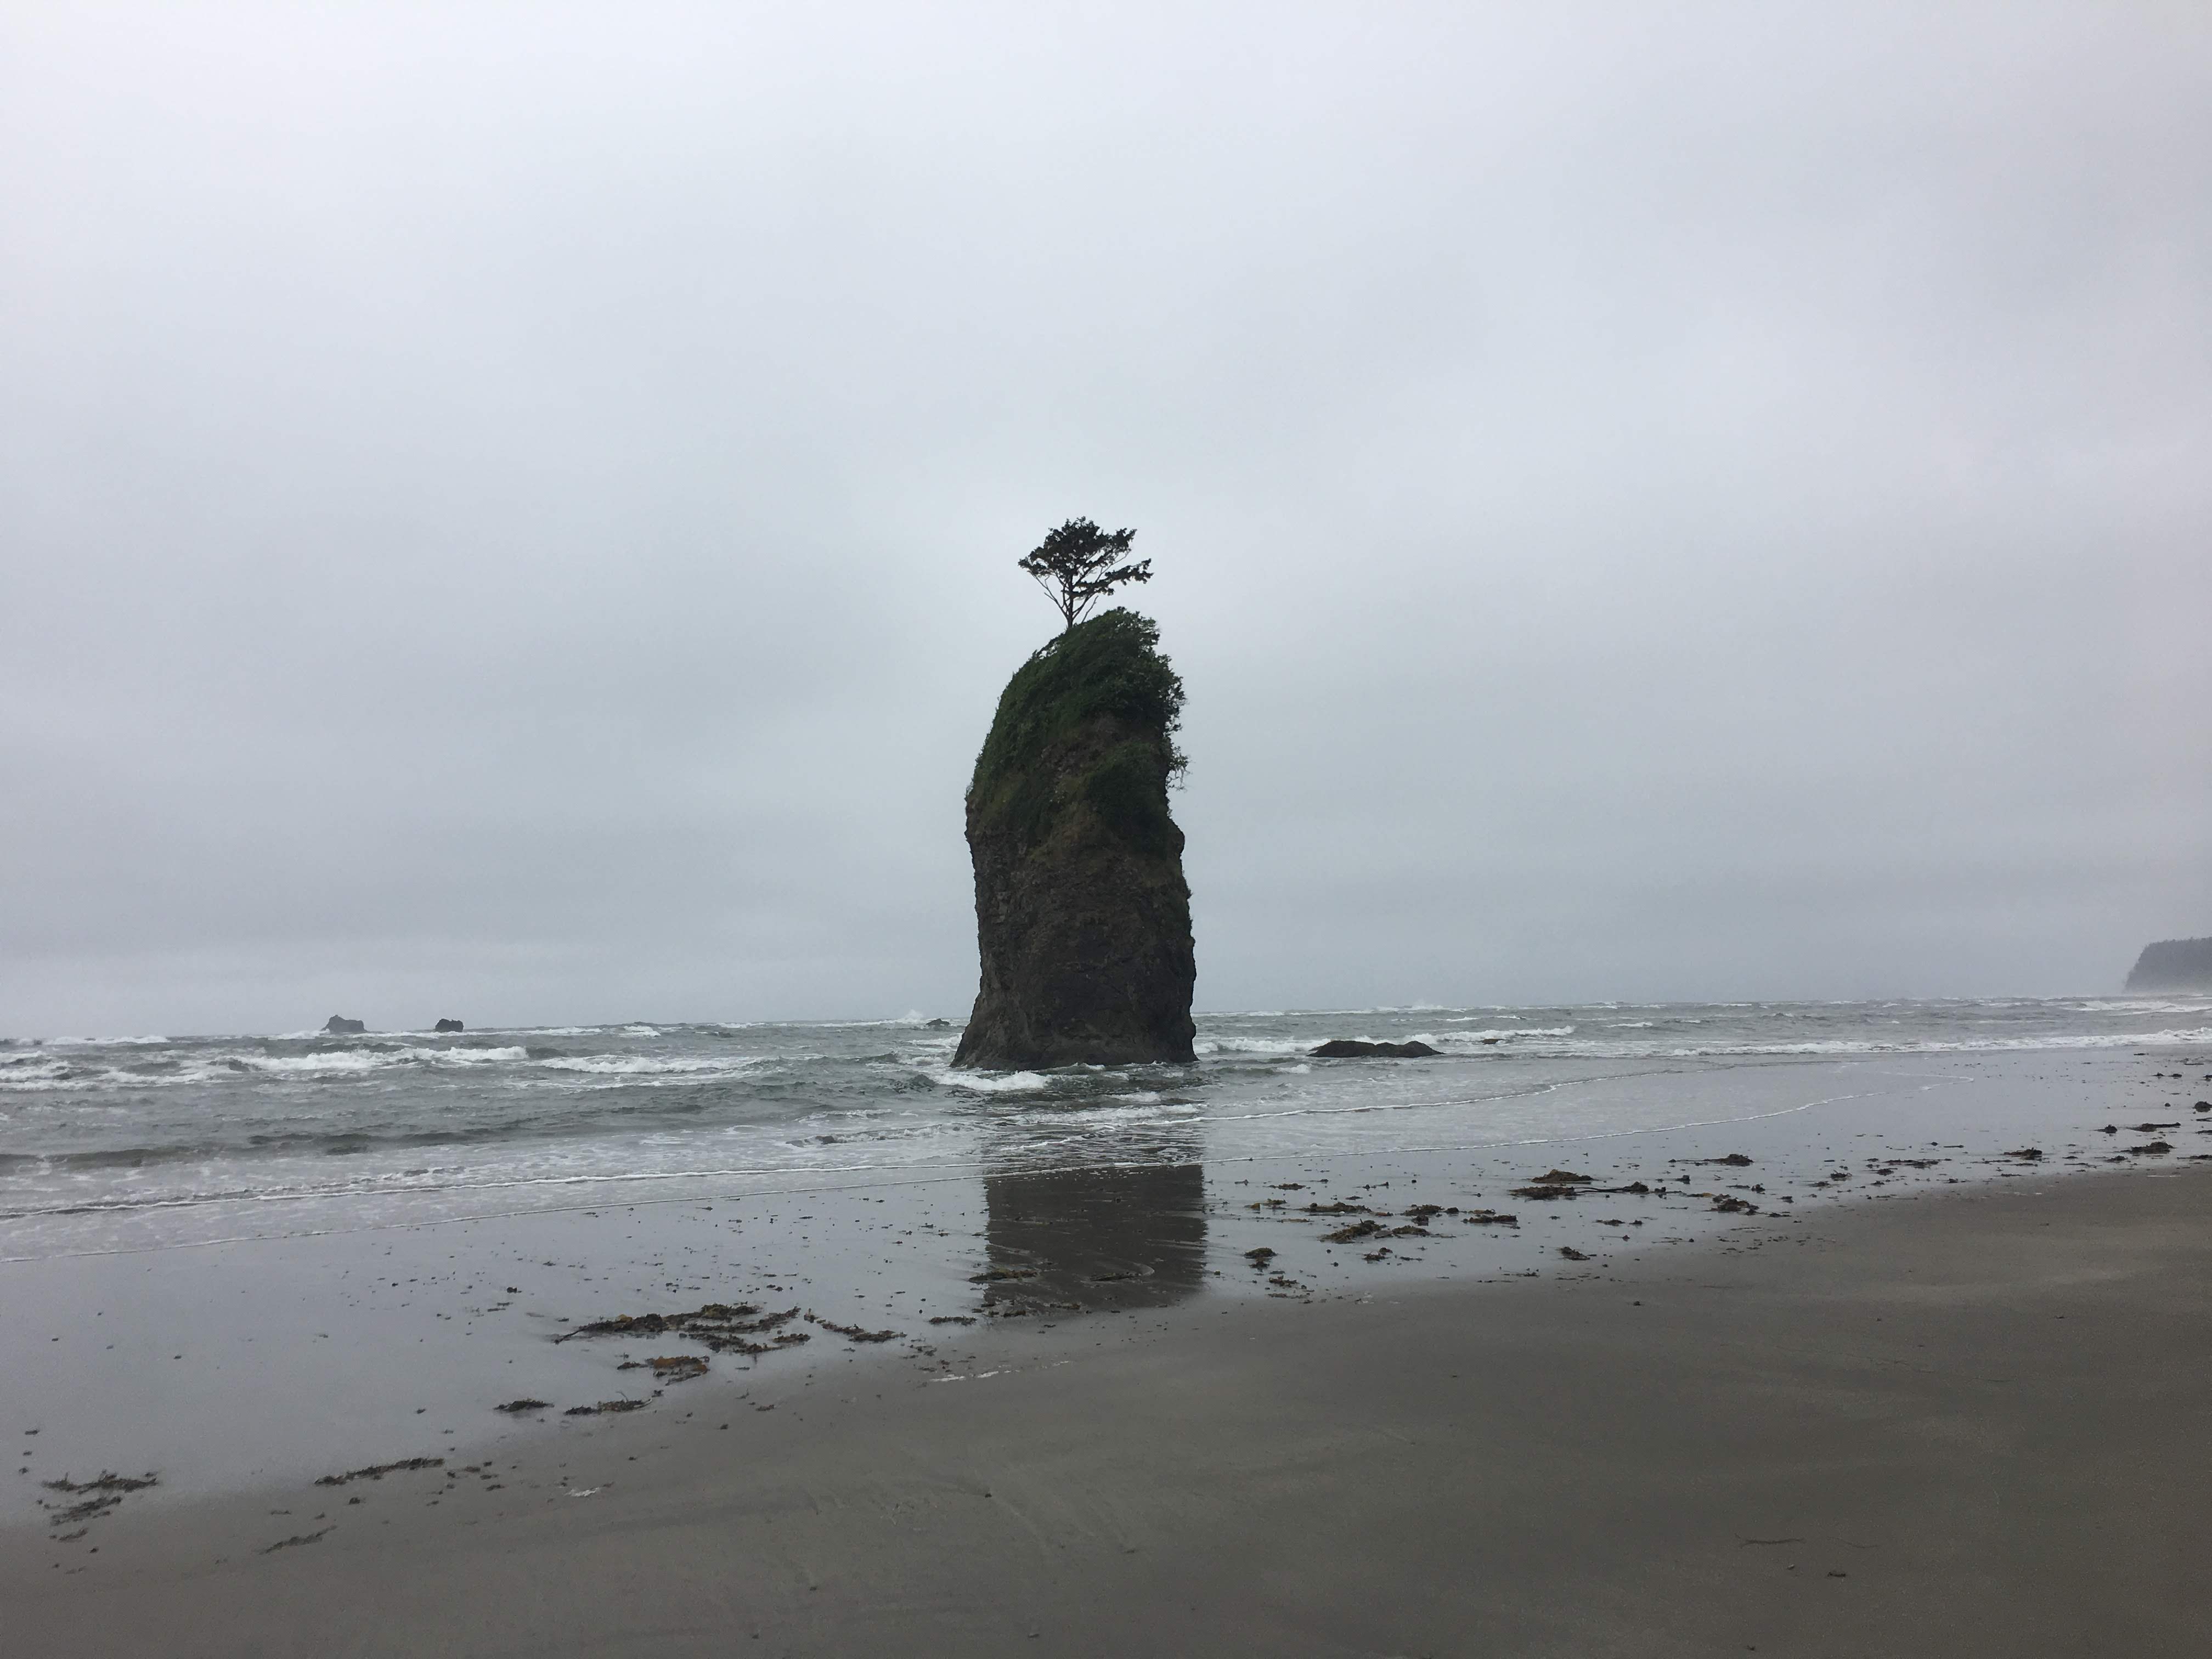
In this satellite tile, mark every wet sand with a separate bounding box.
[8,1164,2207,1656]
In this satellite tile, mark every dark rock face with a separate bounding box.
[324,1015,366,1034]
[2125,938,2212,991]
[1310,1039,1442,1058]
[955,610,1195,1069]
[434,1018,464,1033]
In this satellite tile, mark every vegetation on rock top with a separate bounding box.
[968,608,1185,855]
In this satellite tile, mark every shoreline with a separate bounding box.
[4,1048,2204,1506]
[7,1159,2210,1654]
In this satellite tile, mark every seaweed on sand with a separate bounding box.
[805,1314,902,1343]
[315,1458,443,1487]
[556,1302,809,1356]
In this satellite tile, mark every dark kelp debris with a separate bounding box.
[558,1302,809,1357]
[40,1470,160,1534]
[805,1315,902,1343]
[616,1355,709,1379]
[563,1400,647,1417]
[46,1493,122,1527]
[315,1458,444,1487]
[42,1471,157,1496]
[495,1398,552,1414]
[261,1527,333,1554]
[1558,1246,1592,1261]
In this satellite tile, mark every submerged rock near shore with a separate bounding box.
[2124,937,2212,992]
[955,609,1196,1068]
[1310,1039,1441,1059]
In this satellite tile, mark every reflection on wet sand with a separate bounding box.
[976,1144,1207,1316]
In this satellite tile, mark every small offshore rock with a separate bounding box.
[323,1015,366,1035]
[434,1018,464,1033]
[1309,1039,1441,1059]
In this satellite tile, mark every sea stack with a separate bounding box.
[955,608,1197,1068]
[2124,938,2212,992]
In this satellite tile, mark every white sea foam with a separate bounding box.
[228,1050,385,1076]
[0,1060,76,1089]
[535,1053,760,1077]
[1420,1025,1576,1046]
[1006,1099,1201,1130]
[1507,1026,2212,1060]
[1193,1036,1315,1057]
[938,1069,1052,1093]
[2078,999,2212,1015]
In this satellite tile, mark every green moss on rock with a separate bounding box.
[968,609,1185,850]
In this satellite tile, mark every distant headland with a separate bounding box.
[2123,938,2212,992]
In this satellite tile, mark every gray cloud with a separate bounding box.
[3,3,2208,1032]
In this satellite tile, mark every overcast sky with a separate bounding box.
[4,3,2208,1034]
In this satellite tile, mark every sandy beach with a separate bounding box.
[8,1147,2208,1656]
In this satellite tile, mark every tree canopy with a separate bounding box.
[1018,517,1151,633]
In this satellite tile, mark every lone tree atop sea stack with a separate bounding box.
[1018,517,1152,633]
[953,522,1195,1069]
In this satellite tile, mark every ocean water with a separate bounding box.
[5,996,2207,1262]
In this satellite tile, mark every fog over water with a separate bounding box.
[3,4,2208,1033]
